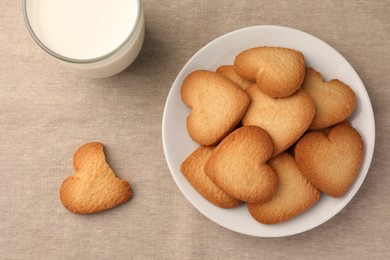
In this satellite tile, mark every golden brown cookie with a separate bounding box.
[248,153,320,224]
[302,67,356,130]
[204,126,278,204]
[216,65,253,89]
[295,124,364,197]
[242,84,315,156]
[60,142,132,214]
[180,146,241,208]
[181,70,250,146]
[234,46,305,97]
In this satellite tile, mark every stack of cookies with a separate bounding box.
[180,46,364,224]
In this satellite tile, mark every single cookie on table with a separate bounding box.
[234,46,305,97]
[216,65,253,89]
[204,126,278,204]
[248,153,320,224]
[302,67,356,130]
[60,142,132,214]
[295,124,364,198]
[181,70,250,146]
[180,146,241,208]
[242,84,315,156]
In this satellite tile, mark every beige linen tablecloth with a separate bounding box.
[1,0,389,259]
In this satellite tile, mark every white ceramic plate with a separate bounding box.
[162,25,375,237]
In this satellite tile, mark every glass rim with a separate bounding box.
[22,0,142,64]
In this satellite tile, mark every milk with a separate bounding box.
[24,0,145,78]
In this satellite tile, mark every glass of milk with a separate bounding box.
[23,0,145,78]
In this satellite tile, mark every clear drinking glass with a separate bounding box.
[22,0,145,78]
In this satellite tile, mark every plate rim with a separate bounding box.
[162,25,376,237]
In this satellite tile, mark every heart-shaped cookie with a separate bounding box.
[204,126,278,204]
[242,84,315,156]
[216,65,253,89]
[60,142,132,214]
[248,153,320,224]
[302,68,356,130]
[181,146,241,208]
[181,70,250,146]
[294,124,364,197]
[234,47,305,97]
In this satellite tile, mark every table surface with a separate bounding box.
[1,0,389,259]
